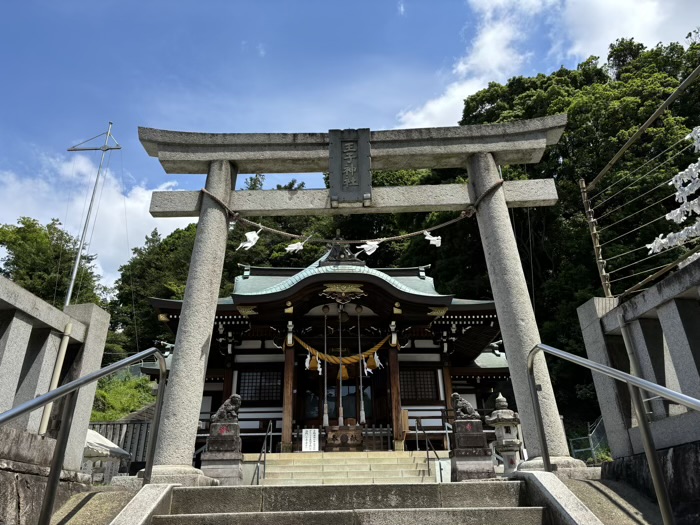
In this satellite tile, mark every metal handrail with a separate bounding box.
[528,342,700,525]
[0,347,168,525]
[415,418,443,482]
[251,420,274,485]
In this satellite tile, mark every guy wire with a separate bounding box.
[590,137,691,203]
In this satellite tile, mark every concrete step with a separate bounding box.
[50,489,137,525]
[264,457,426,466]
[153,507,545,525]
[168,482,524,514]
[267,458,427,472]
[562,478,663,525]
[261,477,434,485]
[265,468,427,479]
[245,451,421,460]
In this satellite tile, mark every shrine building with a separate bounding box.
[147,244,510,455]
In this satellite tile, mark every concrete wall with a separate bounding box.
[0,276,109,522]
[602,440,700,525]
[577,260,700,459]
[577,261,700,525]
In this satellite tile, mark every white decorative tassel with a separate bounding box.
[304,352,311,370]
[285,234,314,254]
[318,361,323,376]
[424,231,441,247]
[237,229,262,251]
[374,352,384,369]
[286,241,304,253]
[357,240,380,256]
[363,358,373,376]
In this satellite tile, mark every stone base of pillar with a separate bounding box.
[451,454,495,481]
[147,465,220,487]
[281,442,293,453]
[200,451,243,486]
[451,419,495,480]
[394,440,405,451]
[518,455,587,471]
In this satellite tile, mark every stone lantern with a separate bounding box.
[485,393,521,475]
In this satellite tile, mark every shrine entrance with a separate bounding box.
[140,116,579,481]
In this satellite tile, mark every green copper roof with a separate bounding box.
[233,264,449,298]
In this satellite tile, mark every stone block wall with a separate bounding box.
[0,276,109,522]
[602,440,700,525]
[577,260,700,459]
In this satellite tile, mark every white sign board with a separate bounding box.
[302,428,319,452]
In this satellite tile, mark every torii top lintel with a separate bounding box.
[139,115,566,175]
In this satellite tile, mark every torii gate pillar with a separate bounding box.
[467,152,570,462]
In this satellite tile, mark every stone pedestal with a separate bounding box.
[451,419,495,480]
[200,421,243,485]
[325,425,363,452]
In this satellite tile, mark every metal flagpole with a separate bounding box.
[39,122,121,435]
[64,122,121,307]
[322,305,329,427]
[356,305,366,425]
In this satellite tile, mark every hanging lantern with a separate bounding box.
[309,355,319,371]
[338,364,349,381]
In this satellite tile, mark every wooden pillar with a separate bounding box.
[388,345,403,450]
[443,366,454,409]
[442,366,454,450]
[223,368,233,399]
[282,346,295,452]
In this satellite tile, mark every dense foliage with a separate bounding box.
[91,373,156,421]
[0,217,102,306]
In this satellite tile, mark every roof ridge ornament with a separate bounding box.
[319,230,366,267]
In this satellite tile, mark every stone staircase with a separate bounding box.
[256,451,437,485]
[151,480,545,525]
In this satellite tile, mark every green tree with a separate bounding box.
[0,217,102,306]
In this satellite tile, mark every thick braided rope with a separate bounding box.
[201,179,503,245]
[293,335,389,365]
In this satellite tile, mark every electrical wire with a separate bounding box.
[609,242,690,274]
[77,150,112,301]
[593,143,693,212]
[119,150,140,352]
[590,138,692,203]
[605,243,651,261]
[600,214,667,246]
[597,178,671,221]
[598,192,676,232]
[52,157,77,307]
[609,263,672,283]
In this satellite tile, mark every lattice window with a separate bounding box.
[400,369,438,402]
[238,370,282,402]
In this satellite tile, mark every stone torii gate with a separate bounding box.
[139,115,579,484]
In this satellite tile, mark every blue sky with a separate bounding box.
[1,0,698,286]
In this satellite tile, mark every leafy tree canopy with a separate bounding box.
[0,217,102,306]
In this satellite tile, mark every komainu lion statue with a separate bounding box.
[211,394,242,423]
[452,392,480,420]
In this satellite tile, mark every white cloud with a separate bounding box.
[398,1,405,16]
[0,154,194,289]
[396,0,700,129]
[397,2,534,128]
[559,0,700,60]
[257,43,266,58]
